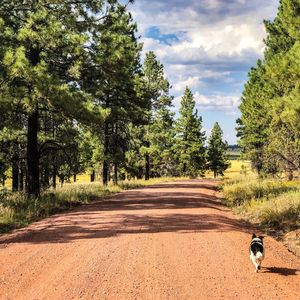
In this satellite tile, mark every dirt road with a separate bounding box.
[0,180,299,300]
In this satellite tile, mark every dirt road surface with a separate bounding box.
[0,180,299,300]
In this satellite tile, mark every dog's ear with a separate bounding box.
[252,233,257,239]
[259,236,264,240]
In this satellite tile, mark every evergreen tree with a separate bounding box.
[237,61,272,174]
[207,122,230,178]
[238,0,300,178]
[143,52,175,178]
[174,87,206,177]
[0,1,107,197]
[86,5,147,185]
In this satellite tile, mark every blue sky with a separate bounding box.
[128,0,279,144]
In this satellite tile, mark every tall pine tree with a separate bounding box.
[207,122,230,178]
[174,87,206,177]
[238,0,300,178]
[0,1,107,197]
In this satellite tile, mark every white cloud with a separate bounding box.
[194,93,240,111]
[173,92,240,112]
[127,0,278,142]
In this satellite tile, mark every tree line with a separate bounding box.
[0,0,229,199]
[238,0,300,179]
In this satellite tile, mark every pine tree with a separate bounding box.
[236,60,273,174]
[207,122,230,178]
[0,1,112,196]
[238,0,300,178]
[86,5,146,185]
[174,87,206,177]
[143,52,175,178]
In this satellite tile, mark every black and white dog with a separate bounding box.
[250,233,265,272]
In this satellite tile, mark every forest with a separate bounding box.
[0,0,229,202]
[237,0,300,180]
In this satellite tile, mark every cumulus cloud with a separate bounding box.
[194,93,240,111]
[133,0,278,98]
[127,0,278,142]
[173,92,240,112]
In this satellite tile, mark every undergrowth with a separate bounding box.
[222,176,300,234]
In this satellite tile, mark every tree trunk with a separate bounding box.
[145,154,150,180]
[137,167,143,179]
[41,164,50,188]
[103,120,109,186]
[26,43,40,198]
[27,109,40,198]
[45,165,50,187]
[103,161,109,185]
[12,160,19,192]
[113,163,118,185]
[145,141,150,181]
[90,170,95,182]
[19,164,24,191]
[183,162,187,174]
[214,170,217,179]
[74,174,77,182]
[52,163,57,189]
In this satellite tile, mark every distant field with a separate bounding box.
[226,151,241,160]
[205,159,252,179]
[3,160,251,190]
[225,160,252,177]
[3,173,96,189]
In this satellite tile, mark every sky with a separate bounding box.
[127,0,279,144]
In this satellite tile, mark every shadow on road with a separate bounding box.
[0,180,250,245]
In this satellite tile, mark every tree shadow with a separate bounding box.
[0,180,245,245]
[263,267,299,276]
[1,212,245,245]
[143,181,219,191]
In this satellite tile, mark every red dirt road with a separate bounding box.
[0,180,299,300]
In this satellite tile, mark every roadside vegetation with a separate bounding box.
[222,160,300,252]
[0,1,231,235]
[223,175,300,233]
[225,0,300,252]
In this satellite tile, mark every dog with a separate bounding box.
[250,233,264,272]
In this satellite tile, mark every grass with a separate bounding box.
[205,159,253,180]
[223,179,299,207]
[222,174,300,235]
[0,177,185,234]
[239,191,300,233]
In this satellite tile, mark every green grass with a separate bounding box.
[222,176,300,234]
[0,177,185,234]
[223,179,299,207]
[240,191,300,233]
